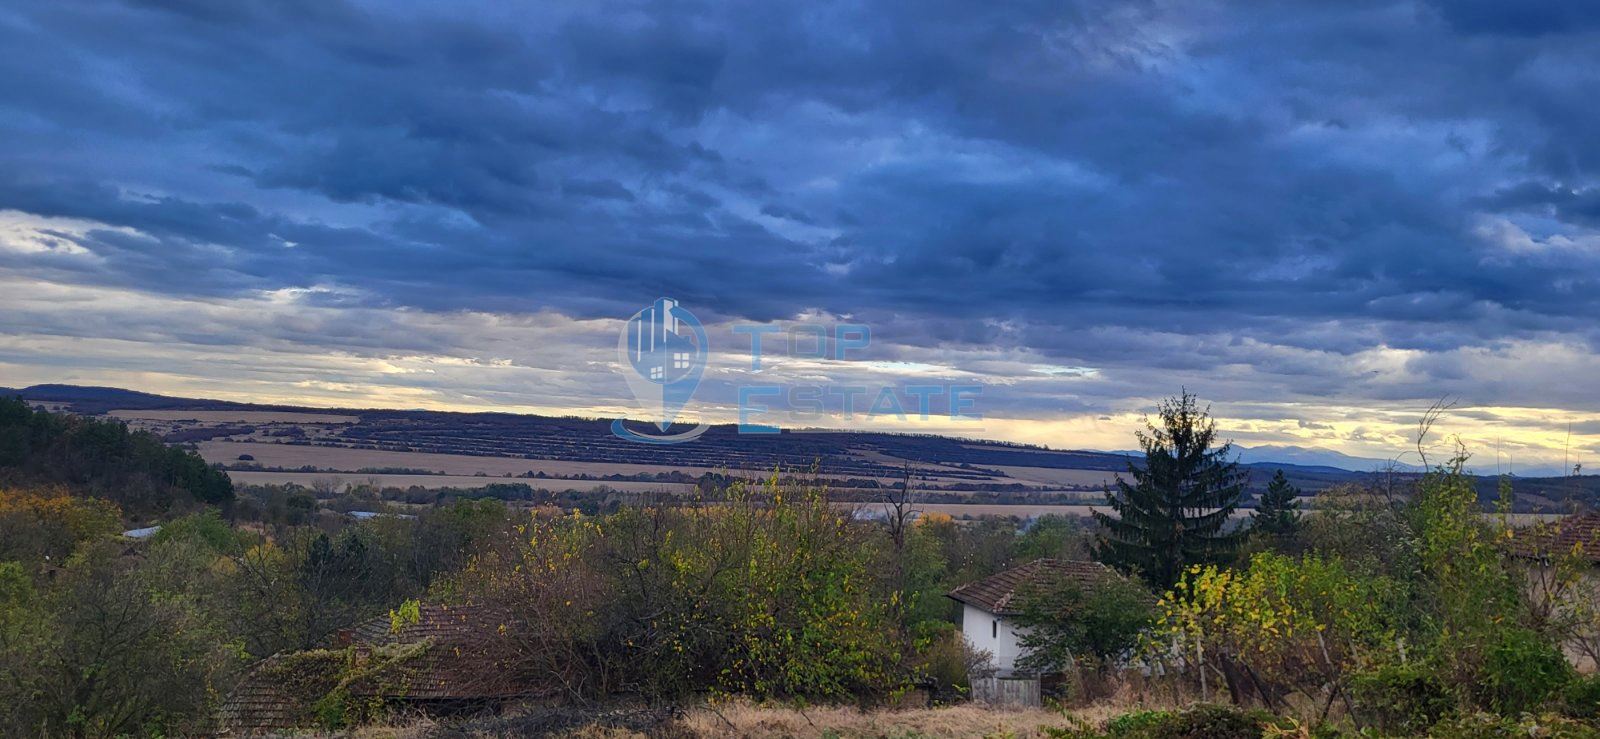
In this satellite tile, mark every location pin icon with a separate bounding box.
[616,297,708,432]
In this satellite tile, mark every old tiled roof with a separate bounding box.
[345,603,486,646]
[1510,511,1600,562]
[214,655,303,738]
[218,605,530,736]
[947,558,1117,616]
[345,605,523,701]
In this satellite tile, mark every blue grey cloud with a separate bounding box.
[4,0,1600,429]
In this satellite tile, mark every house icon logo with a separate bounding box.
[612,297,710,443]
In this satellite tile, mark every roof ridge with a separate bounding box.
[946,558,1116,616]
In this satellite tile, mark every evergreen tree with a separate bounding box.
[1252,469,1302,542]
[1093,392,1245,588]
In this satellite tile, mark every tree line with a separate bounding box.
[0,397,233,517]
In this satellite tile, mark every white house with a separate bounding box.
[947,558,1116,675]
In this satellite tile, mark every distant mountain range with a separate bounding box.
[1098,444,1420,474]
[1101,442,1572,477]
[1233,444,1424,473]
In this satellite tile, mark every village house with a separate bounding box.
[946,558,1117,675]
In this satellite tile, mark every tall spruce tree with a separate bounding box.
[1093,392,1245,588]
[1252,469,1302,541]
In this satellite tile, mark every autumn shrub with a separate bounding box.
[1150,552,1404,715]
[0,485,121,562]
[713,484,899,699]
[1407,459,1563,715]
[440,509,612,699]
[1304,454,1573,723]
[1171,704,1283,738]
[1042,706,1288,739]
[149,508,245,554]
[1298,484,1416,580]
[453,479,903,703]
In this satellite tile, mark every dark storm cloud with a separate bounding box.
[4,0,1600,391]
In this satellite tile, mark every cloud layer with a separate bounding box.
[3,0,1600,472]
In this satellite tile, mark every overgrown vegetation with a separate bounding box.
[7,396,1600,737]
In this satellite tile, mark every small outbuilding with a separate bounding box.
[946,558,1117,675]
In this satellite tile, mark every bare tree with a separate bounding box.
[310,476,344,497]
[883,464,921,560]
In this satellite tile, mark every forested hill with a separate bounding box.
[12,384,1598,510]
[0,397,232,517]
[0,384,1365,477]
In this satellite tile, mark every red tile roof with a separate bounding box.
[1511,511,1600,562]
[947,559,1118,616]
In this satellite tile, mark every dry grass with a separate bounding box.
[328,690,1187,739]
[644,680,1184,738]
[669,702,1073,738]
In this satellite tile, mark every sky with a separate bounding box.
[3,0,1600,474]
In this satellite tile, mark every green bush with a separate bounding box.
[1563,675,1600,723]
[1158,704,1280,738]
[1044,706,1282,739]
[150,509,245,554]
[1474,626,1570,714]
[1349,662,1455,735]
[1041,718,1104,739]
[1103,709,1174,736]
[1014,573,1155,674]
[1123,705,1276,739]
